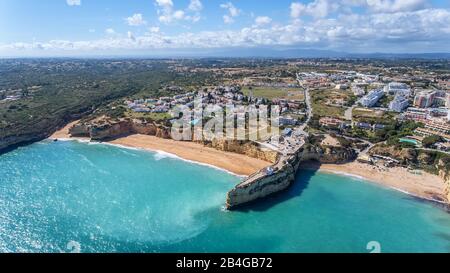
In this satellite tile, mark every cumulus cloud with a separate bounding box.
[290,0,427,18]
[220,2,241,24]
[2,6,450,54]
[105,28,115,35]
[149,26,160,33]
[364,0,426,13]
[66,0,81,6]
[254,16,272,26]
[127,31,136,41]
[188,0,203,12]
[155,0,201,24]
[290,0,338,19]
[126,13,147,26]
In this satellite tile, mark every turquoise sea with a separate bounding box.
[0,140,449,253]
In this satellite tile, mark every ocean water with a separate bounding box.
[0,140,449,253]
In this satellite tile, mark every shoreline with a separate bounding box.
[50,122,447,205]
[300,161,447,204]
[54,137,247,178]
[49,123,271,176]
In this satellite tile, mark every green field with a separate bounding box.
[353,107,397,124]
[242,87,305,100]
[310,89,346,118]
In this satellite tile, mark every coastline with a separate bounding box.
[50,122,447,204]
[49,123,271,176]
[300,161,447,204]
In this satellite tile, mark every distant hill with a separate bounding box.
[148,47,450,59]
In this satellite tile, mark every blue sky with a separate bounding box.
[0,0,449,56]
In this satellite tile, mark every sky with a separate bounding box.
[0,0,449,57]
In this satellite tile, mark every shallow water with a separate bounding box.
[0,140,449,253]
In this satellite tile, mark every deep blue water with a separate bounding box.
[0,140,449,253]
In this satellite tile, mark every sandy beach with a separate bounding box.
[50,122,271,176]
[301,161,446,203]
[109,135,271,176]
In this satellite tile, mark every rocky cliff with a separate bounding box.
[226,144,356,209]
[69,118,171,141]
[205,139,278,163]
[437,158,450,203]
[226,151,301,209]
[69,118,276,162]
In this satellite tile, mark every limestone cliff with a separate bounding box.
[437,158,450,203]
[226,151,301,209]
[226,144,356,209]
[69,118,275,161]
[69,118,171,141]
[205,139,278,163]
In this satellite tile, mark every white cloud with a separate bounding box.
[66,0,81,6]
[188,0,203,12]
[127,31,136,41]
[126,13,147,26]
[220,2,241,24]
[155,0,173,8]
[290,3,303,18]
[155,0,200,24]
[2,8,450,54]
[290,0,337,19]
[223,15,234,24]
[365,0,426,13]
[173,10,185,20]
[255,16,272,26]
[105,28,115,35]
[149,26,160,33]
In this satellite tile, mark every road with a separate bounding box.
[296,73,312,136]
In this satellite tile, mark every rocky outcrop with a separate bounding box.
[69,118,171,141]
[130,120,157,135]
[226,151,301,209]
[90,120,133,141]
[226,144,356,209]
[369,144,417,165]
[205,139,278,163]
[69,123,91,137]
[437,158,450,203]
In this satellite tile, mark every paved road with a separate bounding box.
[296,73,312,136]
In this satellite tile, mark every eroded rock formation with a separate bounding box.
[226,144,357,209]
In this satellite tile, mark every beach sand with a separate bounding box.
[50,122,271,176]
[109,135,271,176]
[301,161,446,203]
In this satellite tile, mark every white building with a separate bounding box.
[389,95,409,112]
[384,82,410,95]
[361,89,384,107]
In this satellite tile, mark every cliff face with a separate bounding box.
[206,139,278,163]
[226,151,301,209]
[0,132,49,152]
[90,120,133,141]
[69,118,276,162]
[226,144,356,209]
[437,159,450,203]
[69,118,171,141]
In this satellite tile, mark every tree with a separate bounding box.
[422,135,442,148]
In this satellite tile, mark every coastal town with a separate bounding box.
[2,58,450,207]
[124,61,450,165]
[69,58,450,207]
